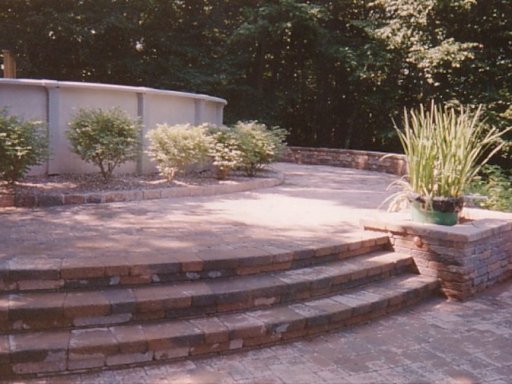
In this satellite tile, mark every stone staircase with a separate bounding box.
[0,231,440,378]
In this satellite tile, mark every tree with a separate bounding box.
[1,0,510,164]
[368,0,512,161]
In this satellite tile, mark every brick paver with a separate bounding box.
[0,163,397,270]
[2,250,415,334]
[2,163,511,383]
[19,282,507,384]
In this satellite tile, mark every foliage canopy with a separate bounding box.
[1,0,510,166]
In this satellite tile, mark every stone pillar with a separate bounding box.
[2,50,16,78]
[194,99,204,125]
[136,92,146,175]
[216,103,224,126]
[46,85,60,175]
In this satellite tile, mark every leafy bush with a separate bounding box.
[233,121,287,176]
[207,125,243,179]
[146,124,211,182]
[0,109,48,184]
[145,121,287,181]
[67,108,140,182]
[466,165,512,212]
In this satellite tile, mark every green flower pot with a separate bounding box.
[409,196,464,226]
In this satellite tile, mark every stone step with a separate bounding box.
[1,274,440,377]
[1,251,414,333]
[0,232,389,293]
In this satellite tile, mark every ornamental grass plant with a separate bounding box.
[387,101,511,212]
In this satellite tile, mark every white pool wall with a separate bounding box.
[0,79,227,175]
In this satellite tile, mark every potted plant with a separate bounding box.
[386,101,511,226]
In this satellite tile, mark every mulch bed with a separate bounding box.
[1,170,233,196]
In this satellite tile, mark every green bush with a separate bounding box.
[466,165,512,212]
[207,125,243,179]
[233,121,287,176]
[67,108,140,182]
[0,109,48,184]
[145,121,287,181]
[146,124,211,182]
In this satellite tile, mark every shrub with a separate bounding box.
[0,109,48,184]
[207,125,243,179]
[146,124,211,182]
[145,121,287,181]
[67,108,140,182]
[233,121,287,176]
[466,165,512,212]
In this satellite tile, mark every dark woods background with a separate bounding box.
[1,0,511,165]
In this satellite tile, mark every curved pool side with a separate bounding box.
[0,79,227,175]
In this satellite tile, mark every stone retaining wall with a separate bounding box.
[283,147,511,300]
[362,209,512,300]
[281,147,407,176]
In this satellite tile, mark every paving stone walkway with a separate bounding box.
[2,163,511,383]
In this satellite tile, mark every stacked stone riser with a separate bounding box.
[0,232,440,377]
[2,251,415,333]
[4,276,438,376]
[1,235,388,293]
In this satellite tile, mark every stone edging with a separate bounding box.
[281,146,407,176]
[0,173,285,208]
[361,208,512,301]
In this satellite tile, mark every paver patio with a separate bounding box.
[1,163,511,383]
[0,163,397,270]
